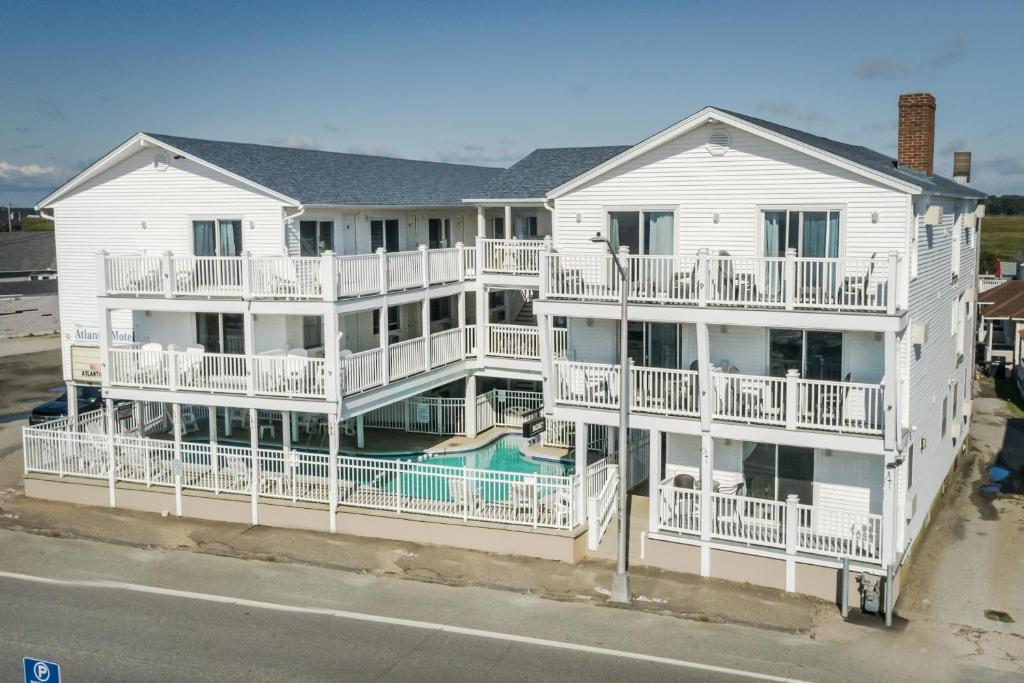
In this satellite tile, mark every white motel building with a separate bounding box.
[24,93,985,605]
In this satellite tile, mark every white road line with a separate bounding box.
[0,569,812,683]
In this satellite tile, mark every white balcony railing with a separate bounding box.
[553,360,884,436]
[172,256,243,296]
[658,483,883,563]
[486,324,540,358]
[479,238,544,275]
[108,346,326,399]
[388,336,427,382]
[543,250,899,313]
[711,372,786,426]
[102,245,478,302]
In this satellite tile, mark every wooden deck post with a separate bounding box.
[328,414,338,533]
[172,403,183,517]
[648,429,662,534]
[249,408,258,526]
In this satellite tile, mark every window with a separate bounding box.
[299,221,334,256]
[941,396,948,437]
[428,218,452,249]
[370,219,400,252]
[769,329,843,381]
[608,210,674,255]
[907,444,914,489]
[492,217,505,239]
[513,215,539,238]
[195,313,244,354]
[430,296,452,322]
[743,443,815,504]
[762,209,841,258]
[302,316,323,350]
[952,205,961,278]
[372,306,400,335]
[193,219,242,256]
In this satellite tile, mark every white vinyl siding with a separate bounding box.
[552,122,908,262]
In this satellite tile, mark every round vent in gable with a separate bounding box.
[153,152,170,171]
[705,128,731,156]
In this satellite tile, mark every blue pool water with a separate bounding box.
[404,435,573,476]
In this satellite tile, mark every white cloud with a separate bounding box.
[270,134,318,150]
[0,161,59,180]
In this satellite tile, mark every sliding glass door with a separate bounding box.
[762,209,841,259]
[769,329,843,381]
[609,210,674,256]
[626,321,681,368]
[370,219,400,252]
[196,313,244,354]
[299,221,334,256]
[193,219,242,257]
[743,442,815,504]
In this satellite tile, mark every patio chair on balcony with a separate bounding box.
[137,342,165,384]
[509,476,537,515]
[840,253,877,308]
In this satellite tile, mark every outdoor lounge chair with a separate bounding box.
[840,253,877,308]
[448,477,484,515]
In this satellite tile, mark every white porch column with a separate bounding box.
[105,397,116,508]
[324,308,340,405]
[457,290,467,355]
[475,286,487,364]
[98,306,112,387]
[328,414,339,533]
[465,375,478,438]
[881,452,898,568]
[379,304,390,383]
[172,403,183,517]
[208,406,219,489]
[476,206,485,239]
[282,410,291,452]
[66,383,79,429]
[422,295,432,372]
[574,420,587,516]
[986,320,993,363]
[536,313,555,414]
[243,312,256,396]
[883,330,898,451]
[249,408,259,525]
[504,205,512,238]
[356,414,365,449]
[695,322,712,430]
[134,401,145,438]
[699,432,713,577]
[648,429,662,534]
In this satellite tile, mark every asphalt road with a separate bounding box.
[0,575,773,683]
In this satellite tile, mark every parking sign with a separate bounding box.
[23,658,60,683]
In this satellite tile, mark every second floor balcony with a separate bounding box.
[104,323,565,402]
[552,360,885,437]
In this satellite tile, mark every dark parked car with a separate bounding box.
[29,386,103,425]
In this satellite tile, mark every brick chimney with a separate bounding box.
[898,92,936,176]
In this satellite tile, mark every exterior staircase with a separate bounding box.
[512,297,535,326]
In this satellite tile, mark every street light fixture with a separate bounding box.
[590,233,631,603]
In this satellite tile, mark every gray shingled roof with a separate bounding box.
[145,133,505,206]
[471,146,631,199]
[718,109,988,199]
[0,232,56,275]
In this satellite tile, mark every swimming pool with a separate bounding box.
[406,434,573,476]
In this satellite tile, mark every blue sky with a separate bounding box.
[2,0,1022,206]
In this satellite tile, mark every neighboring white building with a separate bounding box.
[23,92,985,606]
